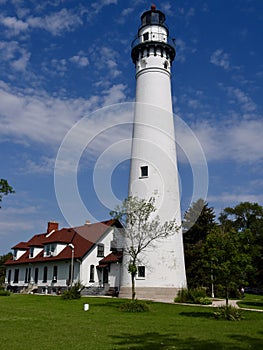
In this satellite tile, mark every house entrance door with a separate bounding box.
[103,267,108,286]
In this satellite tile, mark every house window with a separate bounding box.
[25,268,28,283]
[89,265,95,283]
[97,244,104,257]
[29,247,34,258]
[34,268,39,284]
[137,266,145,278]
[13,250,17,259]
[43,266,48,283]
[14,269,19,283]
[52,266,58,282]
[7,270,11,284]
[140,166,148,177]
[25,267,31,283]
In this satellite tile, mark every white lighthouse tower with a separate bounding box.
[119,5,187,300]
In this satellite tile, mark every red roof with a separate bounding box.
[99,251,123,265]
[5,219,122,266]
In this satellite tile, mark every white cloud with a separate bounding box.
[174,38,186,63]
[0,80,128,152]
[121,8,134,16]
[226,86,256,113]
[11,48,31,71]
[189,119,263,164]
[70,51,89,67]
[210,49,230,70]
[0,15,28,35]
[26,8,83,35]
[0,40,30,72]
[91,0,118,13]
[102,83,126,106]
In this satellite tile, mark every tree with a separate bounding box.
[183,199,216,288]
[219,202,263,288]
[0,253,12,286]
[110,196,179,300]
[203,227,254,305]
[0,179,15,208]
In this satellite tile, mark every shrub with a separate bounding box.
[120,300,150,313]
[174,288,211,304]
[214,305,244,321]
[0,289,10,296]
[198,297,212,305]
[61,282,83,300]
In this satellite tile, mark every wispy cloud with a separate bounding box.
[91,0,118,14]
[210,49,230,70]
[0,40,30,72]
[226,86,257,113]
[188,119,263,164]
[0,8,83,37]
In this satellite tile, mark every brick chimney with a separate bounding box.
[47,221,59,233]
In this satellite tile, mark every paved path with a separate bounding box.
[211,298,263,312]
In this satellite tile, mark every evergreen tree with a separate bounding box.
[183,199,216,288]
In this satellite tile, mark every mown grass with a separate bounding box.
[0,294,263,350]
[237,293,263,310]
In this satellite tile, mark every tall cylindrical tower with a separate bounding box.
[120,5,187,300]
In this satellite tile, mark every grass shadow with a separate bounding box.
[111,331,238,350]
[179,310,214,319]
[238,301,263,308]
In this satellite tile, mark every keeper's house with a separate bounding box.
[4,220,123,295]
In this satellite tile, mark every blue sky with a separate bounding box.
[0,0,263,254]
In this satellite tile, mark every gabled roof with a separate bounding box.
[74,219,118,243]
[5,219,123,266]
[12,242,29,250]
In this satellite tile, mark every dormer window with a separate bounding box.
[29,247,34,258]
[45,243,56,256]
[97,244,104,257]
[13,250,17,259]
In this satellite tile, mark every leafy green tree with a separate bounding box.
[183,199,216,288]
[0,179,15,208]
[219,202,263,288]
[110,196,179,300]
[0,253,12,286]
[203,227,254,305]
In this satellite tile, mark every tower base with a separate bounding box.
[119,287,181,303]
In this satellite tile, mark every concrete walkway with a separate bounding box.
[211,298,263,312]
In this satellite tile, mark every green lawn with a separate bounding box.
[237,293,263,310]
[0,294,263,350]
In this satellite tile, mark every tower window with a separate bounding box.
[143,32,149,41]
[140,166,148,177]
[137,266,145,278]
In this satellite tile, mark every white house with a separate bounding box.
[5,220,123,295]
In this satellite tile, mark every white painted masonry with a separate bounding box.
[120,5,187,298]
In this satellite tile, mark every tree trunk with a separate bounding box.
[226,286,229,306]
[131,272,136,300]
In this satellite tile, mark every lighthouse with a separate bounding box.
[119,5,187,300]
